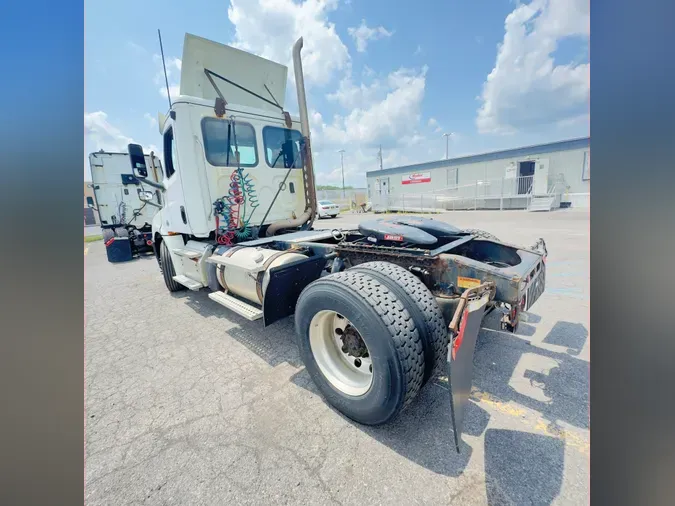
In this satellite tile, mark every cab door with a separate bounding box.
[159,121,190,233]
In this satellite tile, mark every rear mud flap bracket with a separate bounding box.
[446,286,493,452]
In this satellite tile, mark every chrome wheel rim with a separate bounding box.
[309,310,373,396]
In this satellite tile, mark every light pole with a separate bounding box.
[338,149,346,198]
[443,132,454,160]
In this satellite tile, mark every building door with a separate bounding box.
[518,161,535,194]
[84,207,96,226]
[533,159,550,195]
[373,177,390,211]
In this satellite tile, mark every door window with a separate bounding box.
[164,127,176,178]
[201,119,258,167]
[262,126,303,169]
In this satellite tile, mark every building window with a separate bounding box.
[86,196,94,207]
[201,119,258,167]
[582,151,590,180]
[262,126,303,168]
[447,168,458,188]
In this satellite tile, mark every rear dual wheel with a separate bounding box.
[350,261,447,384]
[295,270,426,425]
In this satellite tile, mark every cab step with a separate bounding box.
[172,248,202,259]
[172,275,203,291]
[208,291,263,321]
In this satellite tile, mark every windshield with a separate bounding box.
[319,200,333,206]
[262,126,303,169]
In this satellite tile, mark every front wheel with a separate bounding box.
[295,270,425,425]
[160,240,185,292]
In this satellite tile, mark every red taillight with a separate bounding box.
[146,240,153,246]
[105,238,114,247]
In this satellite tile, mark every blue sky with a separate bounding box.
[85,0,589,185]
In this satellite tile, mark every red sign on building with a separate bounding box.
[401,172,431,185]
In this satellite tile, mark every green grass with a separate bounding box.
[84,234,103,243]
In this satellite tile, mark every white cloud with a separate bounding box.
[227,0,349,87]
[362,65,375,78]
[348,19,393,53]
[85,112,134,153]
[310,65,432,186]
[144,113,157,128]
[158,85,180,101]
[414,45,423,56]
[428,117,443,133]
[313,66,428,150]
[326,76,383,109]
[476,0,590,134]
[85,111,159,156]
[153,55,182,100]
[127,41,147,54]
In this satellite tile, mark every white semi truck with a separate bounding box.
[124,33,548,450]
[88,151,163,261]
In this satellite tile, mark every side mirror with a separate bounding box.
[128,143,148,177]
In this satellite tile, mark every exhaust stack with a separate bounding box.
[266,37,317,236]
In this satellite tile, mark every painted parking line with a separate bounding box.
[433,379,590,456]
[84,247,89,256]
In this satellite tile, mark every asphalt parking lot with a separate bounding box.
[85,209,589,505]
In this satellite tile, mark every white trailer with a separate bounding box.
[88,151,163,261]
[123,33,548,450]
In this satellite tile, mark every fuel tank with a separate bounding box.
[213,247,307,304]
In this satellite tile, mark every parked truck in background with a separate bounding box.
[88,151,163,262]
[122,33,548,451]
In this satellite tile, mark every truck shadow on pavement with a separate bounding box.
[175,289,586,504]
[474,316,590,431]
[170,290,304,368]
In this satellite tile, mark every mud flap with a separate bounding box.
[447,290,492,452]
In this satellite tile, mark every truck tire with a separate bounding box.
[160,240,185,292]
[295,270,425,425]
[350,261,447,383]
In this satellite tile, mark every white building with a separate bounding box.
[366,137,590,212]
